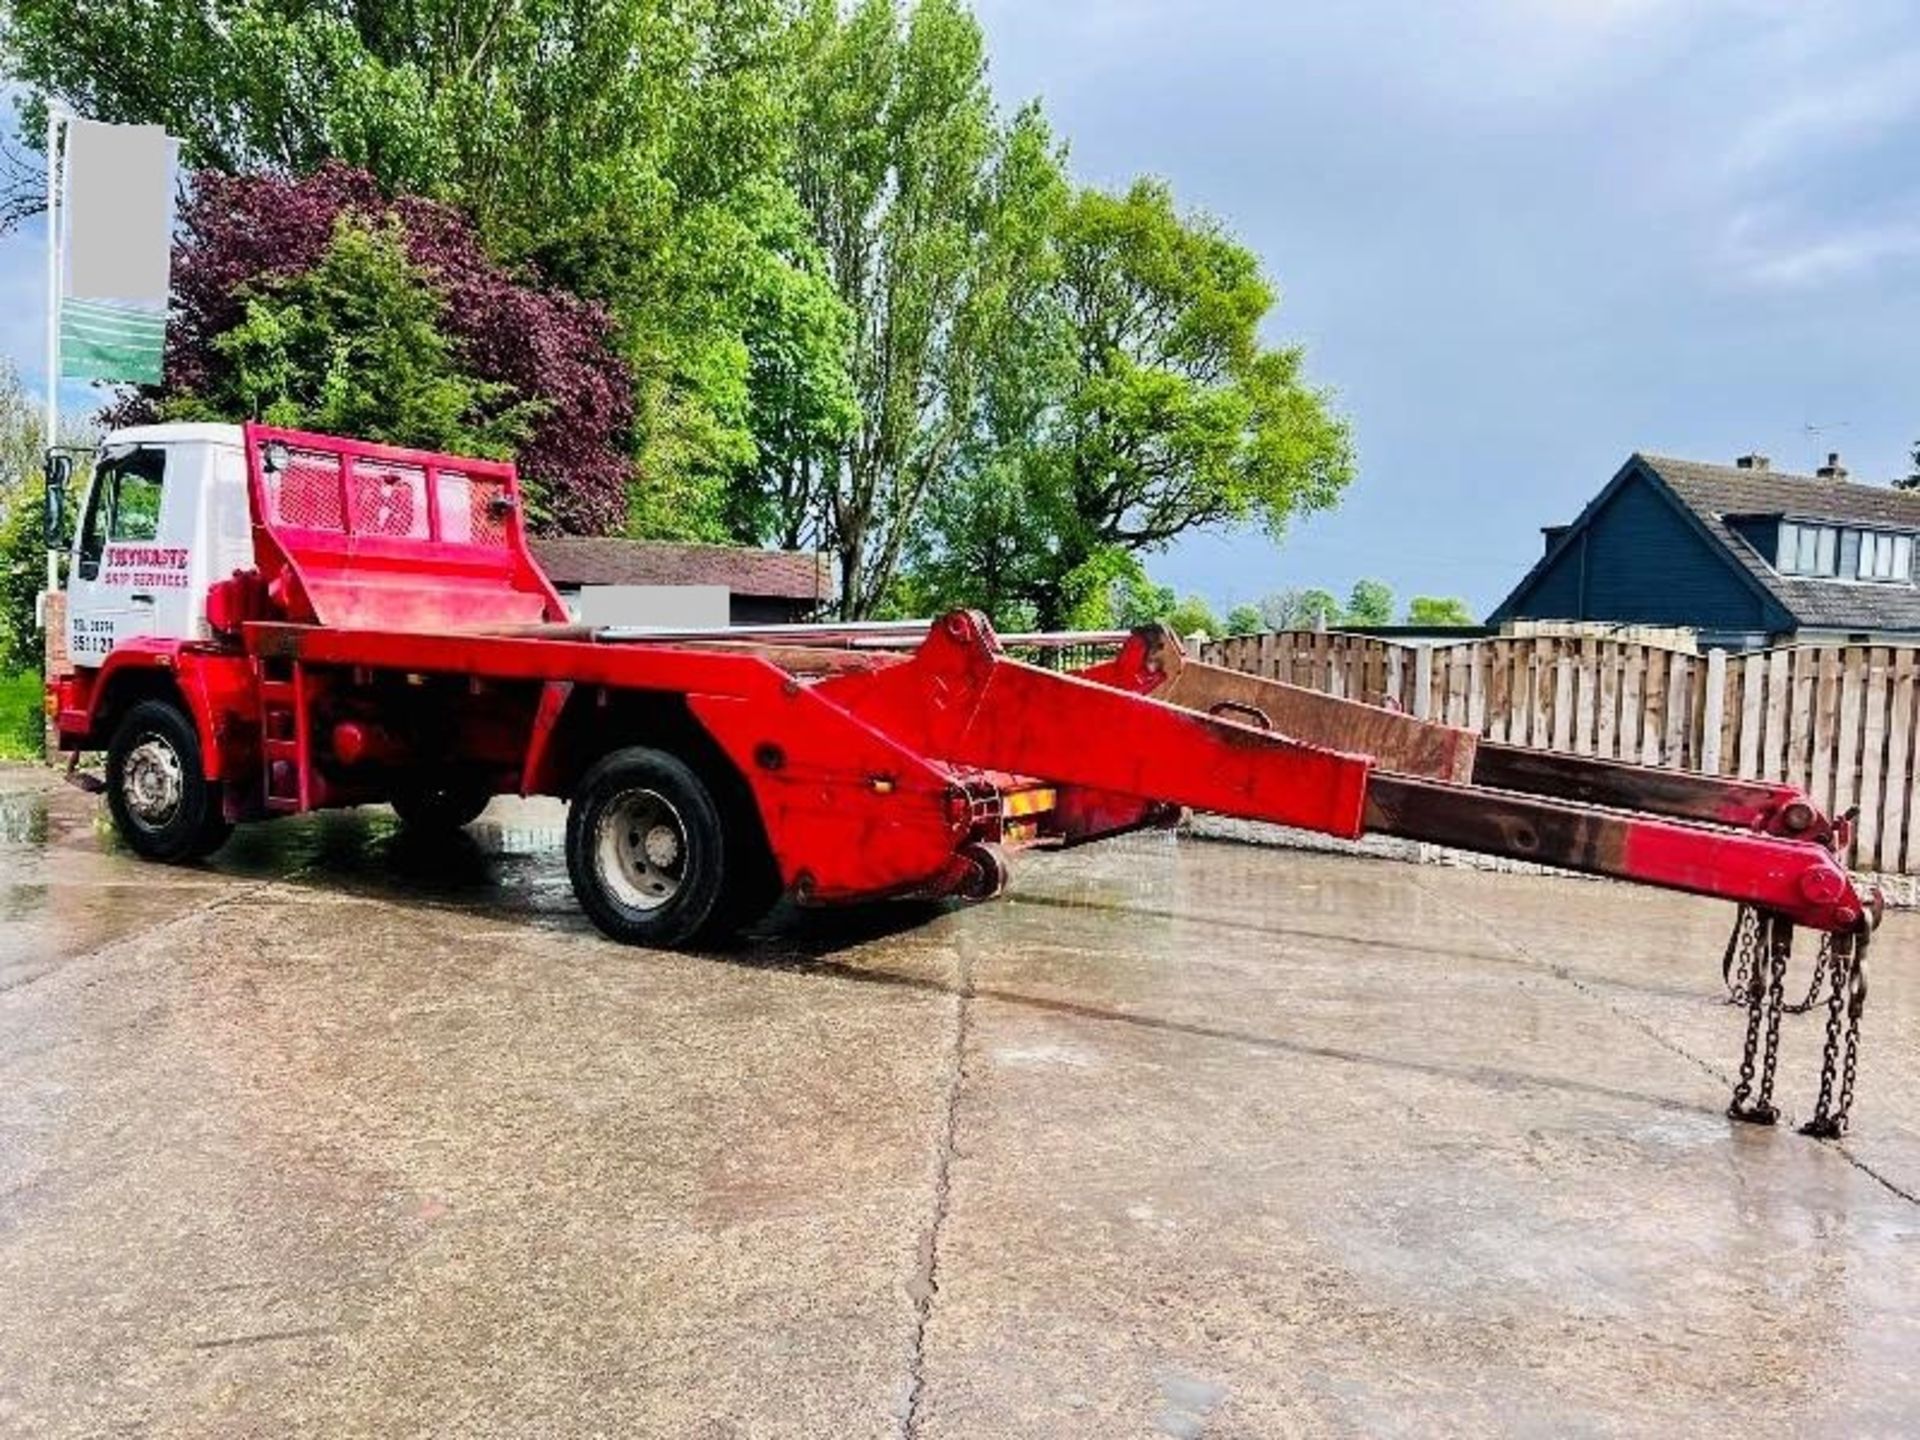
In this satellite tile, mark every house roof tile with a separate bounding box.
[1641,455,1920,633]
[530,537,832,603]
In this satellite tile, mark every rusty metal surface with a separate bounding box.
[1126,627,1478,783]
[1363,773,1865,931]
[1471,743,1817,837]
[1366,774,1632,872]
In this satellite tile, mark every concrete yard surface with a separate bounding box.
[1,763,1917,1437]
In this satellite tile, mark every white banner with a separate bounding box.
[64,119,172,304]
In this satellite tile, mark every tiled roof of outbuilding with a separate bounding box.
[530,537,832,603]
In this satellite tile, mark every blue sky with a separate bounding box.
[4,2,1918,619]
[974,0,1920,617]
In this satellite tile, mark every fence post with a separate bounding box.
[1412,644,1433,720]
[1700,648,1727,775]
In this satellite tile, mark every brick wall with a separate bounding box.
[40,589,64,762]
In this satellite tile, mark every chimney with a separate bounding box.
[1815,451,1849,481]
[1735,453,1770,471]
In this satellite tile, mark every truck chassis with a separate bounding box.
[49,424,1879,1135]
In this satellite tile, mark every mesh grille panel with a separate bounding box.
[440,470,512,549]
[271,450,346,531]
[348,459,429,539]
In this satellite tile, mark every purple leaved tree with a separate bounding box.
[131,164,634,534]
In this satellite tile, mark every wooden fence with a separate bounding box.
[1201,631,1920,877]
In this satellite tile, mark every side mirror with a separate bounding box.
[42,452,71,548]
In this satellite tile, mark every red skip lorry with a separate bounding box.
[42,424,1875,1129]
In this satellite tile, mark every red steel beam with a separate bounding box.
[1364,774,1865,932]
[1080,626,1839,844]
[1466,744,1830,843]
[818,612,1376,840]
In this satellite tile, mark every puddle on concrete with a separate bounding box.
[0,790,49,847]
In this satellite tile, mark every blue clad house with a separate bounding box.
[1490,452,1920,651]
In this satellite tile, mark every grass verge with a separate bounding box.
[0,670,44,761]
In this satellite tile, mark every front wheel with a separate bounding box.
[566,747,733,949]
[105,698,232,862]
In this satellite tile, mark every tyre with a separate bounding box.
[105,698,232,862]
[566,746,739,949]
[390,773,494,831]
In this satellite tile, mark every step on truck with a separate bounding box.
[41,423,1881,1133]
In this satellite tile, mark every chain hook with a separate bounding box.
[1728,911,1789,1126]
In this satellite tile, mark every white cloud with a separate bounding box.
[1722,207,1920,287]
[1724,50,1920,175]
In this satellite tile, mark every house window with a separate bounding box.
[1778,522,1841,576]
[1863,532,1889,580]
[1777,523,1918,582]
[1860,531,1915,581]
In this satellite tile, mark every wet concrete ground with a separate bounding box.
[2,763,1917,1438]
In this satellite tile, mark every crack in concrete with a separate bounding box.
[786,953,1719,1118]
[897,941,975,1440]
[0,887,250,998]
[1412,873,1920,1211]
[0,846,340,1004]
[190,1325,334,1351]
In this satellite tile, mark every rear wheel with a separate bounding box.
[566,747,735,949]
[105,699,232,862]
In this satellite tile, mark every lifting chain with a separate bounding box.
[1787,932,1834,1016]
[1720,906,1871,1137]
[1727,911,1789,1126]
[1800,927,1869,1140]
[1720,904,1762,1004]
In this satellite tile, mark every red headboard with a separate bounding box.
[244,422,568,632]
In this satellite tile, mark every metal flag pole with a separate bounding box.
[43,105,63,594]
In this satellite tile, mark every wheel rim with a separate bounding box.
[595,788,689,912]
[122,733,185,829]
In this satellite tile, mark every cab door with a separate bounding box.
[66,444,179,667]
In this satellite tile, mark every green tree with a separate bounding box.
[1,477,49,676]
[1296,588,1342,629]
[1897,442,1920,492]
[1255,590,1305,630]
[1225,603,1263,636]
[788,0,1066,616]
[1344,578,1394,627]
[932,177,1352,629]
[1251,587,1344,630]
[1094,565,1221,638]
[4,0,847,531]
[1163,594,1221,640]
[0,363,92,676]
[167,216,534,465]
[892,94,1073,628]
[1405,595,1477,627]
[1107,567,1175,628]
[731,209,861,547]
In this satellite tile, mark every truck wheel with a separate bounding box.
[390,774,493,831]
[106,699,232,862]
[567,747,731,949]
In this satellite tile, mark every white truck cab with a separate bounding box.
[62,424,254,666]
